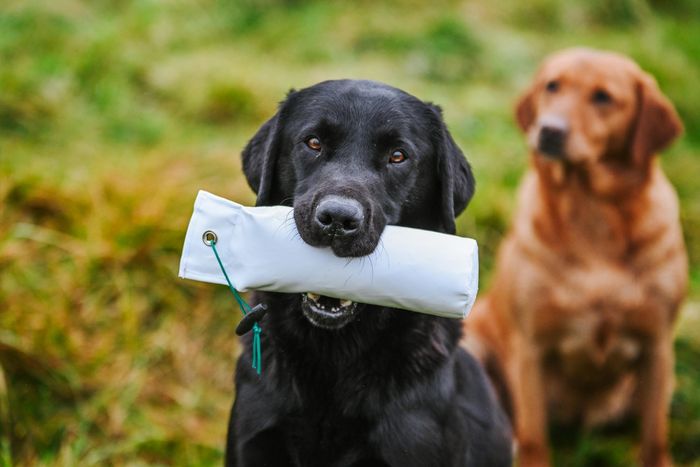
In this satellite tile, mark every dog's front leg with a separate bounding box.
[508,332,550,467]
[638,335,674,467]
[226,360,293,467]
[227,427,292,467]
[225,398,292,467]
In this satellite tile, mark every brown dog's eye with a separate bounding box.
[592,89,612,104]
[305,136,322,151]
[389,149,407,164]
[545,80,559,93]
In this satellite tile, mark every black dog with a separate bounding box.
[226,80,512,466]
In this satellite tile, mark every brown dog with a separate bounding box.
[463,48,687,467]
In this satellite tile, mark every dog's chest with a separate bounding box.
[528,257,658,379]
[285,411,376,465]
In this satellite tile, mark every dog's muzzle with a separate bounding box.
[294,191,381,258]
[314,196,365,238]
[536,115,569,159]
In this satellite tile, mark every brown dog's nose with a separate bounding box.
[537,116,568,158]
[315,196,364,237]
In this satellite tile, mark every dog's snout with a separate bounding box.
[537,116,568,158]
[315,196,365,237]
[295,189,380,257]
[539,126,566,154]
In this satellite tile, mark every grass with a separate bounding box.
[0,0,699,465]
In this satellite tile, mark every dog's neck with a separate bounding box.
[521,155,659,261]
[255,292,460,403]
[533,154,652,199]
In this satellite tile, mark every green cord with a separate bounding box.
[210,240,263,375]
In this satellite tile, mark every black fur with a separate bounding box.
[228,80,511,466]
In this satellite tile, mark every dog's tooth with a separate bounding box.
[307,292,321,301]
[340,299,352,307]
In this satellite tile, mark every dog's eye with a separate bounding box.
[591,89,612,105]
[389,150,407,164]
[545,80,559,93]
[305,136,322,151]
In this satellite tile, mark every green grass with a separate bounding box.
[1,0,699,465]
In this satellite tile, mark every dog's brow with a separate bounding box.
[376,127,401,140]
[297,118,344,138]
[319,117,344,132]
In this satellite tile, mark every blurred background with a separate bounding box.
[1,0,698,465]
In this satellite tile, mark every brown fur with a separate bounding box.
[463,48,687,467]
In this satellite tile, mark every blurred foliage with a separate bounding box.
[0,0,698,465]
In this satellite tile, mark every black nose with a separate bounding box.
[538,125,567,157]
[315,196,364,237]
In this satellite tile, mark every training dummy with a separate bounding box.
[179,190,479,319]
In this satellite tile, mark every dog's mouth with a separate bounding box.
[301,293,359,329]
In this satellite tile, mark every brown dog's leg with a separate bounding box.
[638,336,674,467]
[508,332,551,467]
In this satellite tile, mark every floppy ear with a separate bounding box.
[515,83,537,132]
[431,105,476,234]
[631,74,683,169]
[241,113,281,206]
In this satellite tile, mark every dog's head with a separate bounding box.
[515,48,682,172]
[241,80,474,329]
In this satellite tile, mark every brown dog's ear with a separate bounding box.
[515,84,537,132]
[631,75,683,168]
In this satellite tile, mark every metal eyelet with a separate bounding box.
[202,230,218,246]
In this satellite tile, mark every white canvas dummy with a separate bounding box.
[179,191,479,319]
